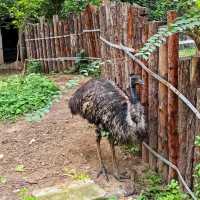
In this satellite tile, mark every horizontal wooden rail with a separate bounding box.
[25,29,101,41]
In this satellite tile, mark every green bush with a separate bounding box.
[66,50,101,77]
[137,179,189,200]
[26,60,42,74]
[0,74,60,120]
[61,0,101,15]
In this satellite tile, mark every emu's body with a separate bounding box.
[69,78,146,180]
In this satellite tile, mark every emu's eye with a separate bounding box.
[132,115,139,123]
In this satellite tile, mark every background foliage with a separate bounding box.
[0,74,60,120]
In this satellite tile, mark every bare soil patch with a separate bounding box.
[0,74,148,200]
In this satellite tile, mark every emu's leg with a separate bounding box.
[109,139,130,181]
[96,128,109,181]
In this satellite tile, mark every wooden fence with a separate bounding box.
[24,2,200,190]
[25,6,100,73]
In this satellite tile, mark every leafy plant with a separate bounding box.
[114,0,175,21]
[15,164,25,172]
[73,50,101,77]
[18,188,38,200]
[100,129,110,138]
[65,79,80,89]
[63,168,90,181]
[121,143,140,155]
[136,1,200,60]
[179,48,197,57]
[0,176,7,184]
[0,74,60,120]
[61,0,101,15]
[137,179,189,200]
[26,60,42,74]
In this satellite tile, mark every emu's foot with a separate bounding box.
[113,172,130,182]
[124,189,135,197]
[97,166,109,182]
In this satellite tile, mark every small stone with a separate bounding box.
[0,154,4,159]
[29,138,36,144]
[33,179,106,200]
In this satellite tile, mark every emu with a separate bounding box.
[68,75,147,181]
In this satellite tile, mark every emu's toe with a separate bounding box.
[113,172,130,182]
[97,166,109,182]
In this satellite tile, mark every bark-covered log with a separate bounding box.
[167,11,179,180]
[148,22,159,171]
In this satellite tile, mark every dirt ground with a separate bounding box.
[0,74,148,200]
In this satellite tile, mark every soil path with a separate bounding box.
[0,75,146,200]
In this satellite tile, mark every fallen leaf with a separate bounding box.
[15,165,25,172]
[0,176,7,184]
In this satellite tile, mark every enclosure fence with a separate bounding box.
[24,2,200,197]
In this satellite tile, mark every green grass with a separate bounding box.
[0,74,60,121]
[136,170,190,200]
[179,48,197,57]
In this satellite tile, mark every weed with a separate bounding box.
[63,168,90,181]
[122,144,140,155]
[15,164,25,172]
[26,60,42,74]
[100,129,110,138]
[0,176,7,184]
[137,179,189,200]
[65,78,80,89]
[179,48,197,57]
[0,74,60,120]
[18,188,38,200]
[65,50,101,77]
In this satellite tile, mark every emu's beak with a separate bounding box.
[136,79,144,85]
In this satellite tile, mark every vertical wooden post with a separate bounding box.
[44,23,52,73]
[178,58,190,185]
[183,56,200,187]
[167,10,179,181]
[158,43,168,180]
[33,25,40,60]
[40,17,48,73]
[19,30,26,63]
[0,28,4,64]
[58,21,65,71]
[99,5,107,78]
[53,15,60,72]
[36,23,44,69]
[193,58,200,169]
[195,88,200,179]
[141,23,149,163]
[148,22,159,170]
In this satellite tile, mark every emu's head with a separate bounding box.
[129,74,144,87]
[128,74,147,141]
[129,74,144,104]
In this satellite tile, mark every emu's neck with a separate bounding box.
[130,84,139,104]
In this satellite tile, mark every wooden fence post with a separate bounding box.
[167,10,179,181]
[0,28,4,64]
[195,88,200,175]
[141,23,149,163]
[53,15,60,72]
[158,42,168,180]
[44,23,52,72]
[148,22,159,170]
[40,17,48,73]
